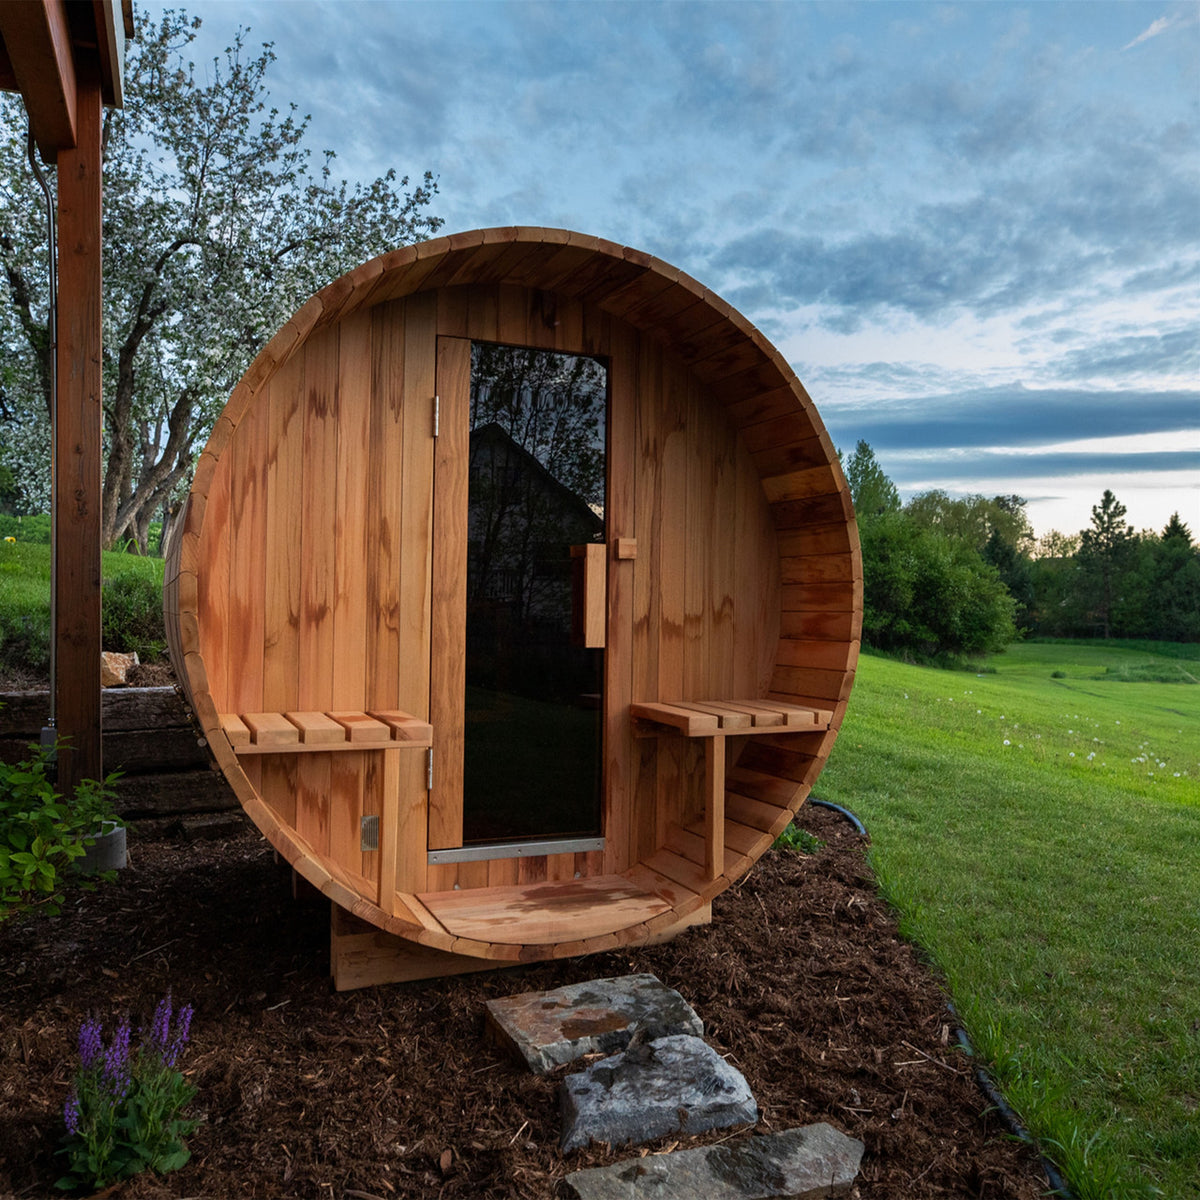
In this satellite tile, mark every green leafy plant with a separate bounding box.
[774,823,824,854]
[57,994,197,1191]
[0,743,122,920]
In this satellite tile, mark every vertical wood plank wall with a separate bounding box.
[193,275,852,918]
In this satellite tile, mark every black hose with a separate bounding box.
[809,795,1075,1198]
[807,796,868,836]
[952,1024,1074,1199]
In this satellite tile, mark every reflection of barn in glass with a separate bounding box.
[165,228,862,989]
[464,346,608,846]
[467,344,605,617]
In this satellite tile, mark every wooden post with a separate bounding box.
[704,735,725,881]
[53,67,103,794]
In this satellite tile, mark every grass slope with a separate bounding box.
[813,642,1199,1199]
[0,542,165,676]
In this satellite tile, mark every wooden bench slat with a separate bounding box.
[219,713,251,748]
[632,699,832,736]
[230,710,430,754]
[328,711,392,743]
[668,701,753,731]
[370,710,434,746]
[710,700,786,727]
[285,711,348,745]
[630,702,719,736]
[242,712,300,746]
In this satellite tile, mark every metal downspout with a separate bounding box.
[27,127,58,752]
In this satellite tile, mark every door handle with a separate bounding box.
[570,543,607,648]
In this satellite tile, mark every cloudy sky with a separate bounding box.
[163,0,1198,538]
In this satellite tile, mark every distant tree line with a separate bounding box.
[844,441,1199,660]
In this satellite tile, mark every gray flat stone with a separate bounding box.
[561,1122,865,1199]
[560,1034,756,1152]
[485,974,703,1074]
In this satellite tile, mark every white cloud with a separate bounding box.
[1123,16,1174,51]
[885,430,1200,463]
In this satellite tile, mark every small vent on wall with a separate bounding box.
[360,815,380,852]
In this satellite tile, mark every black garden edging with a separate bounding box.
[807,794,1075,1200]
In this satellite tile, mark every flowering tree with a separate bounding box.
[0,9,441,549]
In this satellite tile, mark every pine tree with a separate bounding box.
[1077,490,1135,638]
[844,440,899,520]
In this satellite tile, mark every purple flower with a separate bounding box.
[63,1092,81,1136]
[148,993,172,1056]
[102,1018,132,1100]
[165,1004,193,1068]
[77,1015,103,1071]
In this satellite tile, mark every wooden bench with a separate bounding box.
[629,700,834,881]
[219,710,432,754]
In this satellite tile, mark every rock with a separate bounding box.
[561,1122,865,1199]
[560,1034,756,1152]
[485,973,703,1074]
[100,650,139,687]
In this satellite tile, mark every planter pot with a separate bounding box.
[76,820,127,874]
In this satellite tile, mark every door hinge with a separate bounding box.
[426,747,433,791]
[433,393,439,438]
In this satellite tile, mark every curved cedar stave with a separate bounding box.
[168,228,861,968]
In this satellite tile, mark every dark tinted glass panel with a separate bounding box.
[462,343,606,845]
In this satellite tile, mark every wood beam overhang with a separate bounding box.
[0,0,128,157]
[91,0,127,107]
[0,0,78,157]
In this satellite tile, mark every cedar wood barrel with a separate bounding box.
[164,227,861,970]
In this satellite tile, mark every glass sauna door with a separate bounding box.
[430,338,607,851]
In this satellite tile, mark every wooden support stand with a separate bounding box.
[330,904,503,991]
[631,699,834,882]
[329,900,713,991]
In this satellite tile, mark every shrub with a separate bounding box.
[101,573,166,660]
[0,743,122,921]
[0,608,51,676]
[0,512,52,544]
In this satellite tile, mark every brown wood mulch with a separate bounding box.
[0,804,1048,1199]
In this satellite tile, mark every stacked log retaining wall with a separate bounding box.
[0,688,238,817]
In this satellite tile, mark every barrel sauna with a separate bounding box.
[164,228,861,987]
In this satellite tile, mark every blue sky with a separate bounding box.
[170,0,1198,538]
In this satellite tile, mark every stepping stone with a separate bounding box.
[560,1034,757,1152]
[484,973,703,1074]
[562,1122,865,1199]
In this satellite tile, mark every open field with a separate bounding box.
[813,641,1200,1199]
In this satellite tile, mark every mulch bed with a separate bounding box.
[0,804,1048,1198]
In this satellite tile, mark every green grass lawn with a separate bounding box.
[811,641,1200,1199]
[0,541,166,676]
